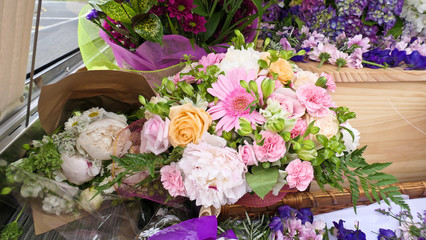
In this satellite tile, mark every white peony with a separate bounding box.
[178,141,248,208]
[61,154,101,185]
[341,123,360,152]
[76,118,131,160]
[219,46,261,75]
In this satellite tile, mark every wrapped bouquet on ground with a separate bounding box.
[105,34,408,213]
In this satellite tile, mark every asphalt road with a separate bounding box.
[27,1,88,73]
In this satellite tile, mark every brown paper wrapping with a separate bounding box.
[38,70,157,135]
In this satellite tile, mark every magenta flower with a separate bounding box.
[207,68,265,134]
[285,159,314,191]
[167,0,193,20]
[182,14,207,34]
[253,130,286,163]
[296,84,333,118]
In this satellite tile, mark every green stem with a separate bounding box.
[362,60,387,69]
[98,23,126,49]
[318,58,327,69]
[14,204,26,223]
[166,14,178,35]
[121,22,140,45]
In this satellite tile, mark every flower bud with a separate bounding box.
[249,80,258,93]
[315,76,327,88]
[79,188,103,212]
[293,142,301,151]
[297,148,318,161]
[240,80,250,91]
[262,162,271,168]
[271,118,286,132]
[222,131,232,141]
[237,118,253,136]
[166,79,176,92]
[179,82,194,96]
[261,78,275,99]
[302,140,316,150]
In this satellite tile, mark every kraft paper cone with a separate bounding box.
[38,70,156,135]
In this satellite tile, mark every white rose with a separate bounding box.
[341,122,360,152]
[76,118,131,160]
[219,46,261,75]
[292,71,318,89]
[307,113,340,147]
[61,154,101,185]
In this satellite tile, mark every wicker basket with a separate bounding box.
[220,181,426,219]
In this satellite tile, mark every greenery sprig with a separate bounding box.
[218,212,271,240]
[0,205,25,240]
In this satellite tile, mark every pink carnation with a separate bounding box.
[269,88,305,119]
[290,119,307,138]
[320,72,336,92]
[140,115,171,155]
[253,130,286,163]
[285,159,314,191]
[238,141,257,166]
[296,84,333,118]
[160,162,186,197]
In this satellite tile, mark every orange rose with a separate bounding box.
[269,58,294,84]
[168,103,212,147]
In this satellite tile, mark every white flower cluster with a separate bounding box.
[219,46,261,75]
[42,193,74,216]
[401,0,426,35]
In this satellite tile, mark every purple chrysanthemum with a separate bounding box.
[167,0,194,20]
[182,14,207,34]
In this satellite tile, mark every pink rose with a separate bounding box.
[160,162,186,197]
[285,159,314,191]
[238,141,258,166]
[253,130,286,162]
[270,88,306,119]
[140,115,171,155]
[296,84,334,118]
[173,72,196,84]
[291,118,307,138]
[320,72,336,92]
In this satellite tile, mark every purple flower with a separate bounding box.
[269,216,283,232]
[377,228,396,240]
[86,9,99,20]
[182,14,207,34]
[333,220,366,240]
[167,0,194,20]
[297,208,314,224]
[149,5,167,16]
[278,205,294,219]
[384,49,406,67]
[404,51,426,70]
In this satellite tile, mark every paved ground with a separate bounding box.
[27,1,87,73]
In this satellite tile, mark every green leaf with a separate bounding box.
[96,0,136,24]
[131,0,155,14]
[192,0,208,16]
[134,14,163,44]
[387,16,404,38]
[294,16,305,30]
[360,162,392,175]
[1,187,12,195]
[246,166,279,199]
[316,134,328,146]
[201,10,221,41]
[258,59,269,69]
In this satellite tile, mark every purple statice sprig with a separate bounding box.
[375,207,426,239]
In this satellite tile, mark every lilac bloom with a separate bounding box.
[269,216,284,232]
[278,205,294,219]
[377,228,396,240]
[404,51,426,70]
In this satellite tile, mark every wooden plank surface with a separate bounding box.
[297,62,426,82]
[297,64,426,190]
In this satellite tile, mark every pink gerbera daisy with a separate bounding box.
[207,68,265,134]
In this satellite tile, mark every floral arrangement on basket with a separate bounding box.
[80,0,272,71]
[101,33,409,212]
[258,0,426,70]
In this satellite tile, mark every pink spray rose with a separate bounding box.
[269,88,306,119]
[291,118,308,138]
[253,130,286,163]
[285,159,314,191]
[296,84,334,118]
[140,115,171,155]
[199,52,225,71]
[160,162,186,197]
[238,141,258,166]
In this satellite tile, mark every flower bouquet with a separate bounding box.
[79,0,273,71]
[259,0,426,70]
[104,34,408,213]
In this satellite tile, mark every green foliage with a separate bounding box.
[331,106,356,124]
[0,222,22,240]
[246,166,279,199]
[133,14,163,45]
[314,146,409,212]
[20,138,62,179]
[388,16,404,39]
[93,0,136,24]
[218,212,271,240]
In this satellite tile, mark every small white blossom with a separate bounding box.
[42,193,74,215]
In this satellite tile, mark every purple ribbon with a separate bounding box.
[148,216,237,240]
